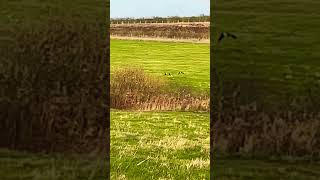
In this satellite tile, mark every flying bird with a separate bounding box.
[218,32,237,43]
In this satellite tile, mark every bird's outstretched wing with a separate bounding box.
[227,33,237,39]
[218,33,224,43]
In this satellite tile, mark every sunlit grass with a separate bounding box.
[110,110,210,179]
[0,149,107,180]
[111,39,210,92]
[213,158,320,180]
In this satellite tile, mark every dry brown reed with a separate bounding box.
[213,88,320,160]
[110,68,209,112]
[110,23,209,40]
[0,18,109,153]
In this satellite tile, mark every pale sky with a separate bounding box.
[111,0,210,18]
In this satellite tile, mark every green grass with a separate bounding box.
[211,1,320,178]
[110,39,210,179]
[2,148,320,180]
[213,158,320,180]
[213,0,320,108]
[0,0,106,26]
[110,110,210,179]
[111,39,210,91]
[0,149,107,180]
[0,0,107,51]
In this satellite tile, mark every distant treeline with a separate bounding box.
[111,15,210,24]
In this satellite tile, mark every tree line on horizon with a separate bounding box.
[111,15,210,24]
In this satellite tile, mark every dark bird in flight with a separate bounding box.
[218,32,237,43]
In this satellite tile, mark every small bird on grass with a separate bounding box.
[218,32,237,43]
[178,71,184,75]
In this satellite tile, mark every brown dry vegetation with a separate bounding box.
[212,86,320,160]
[110,68,209,112]
[110,22,210,40]
[0,19,109,153]
[210,66,320,160]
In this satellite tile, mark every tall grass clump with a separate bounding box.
[110,67,166,109]
[0,18,109,153]
[110,67,209,112]
[212,79,320,160]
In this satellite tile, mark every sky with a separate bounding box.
[111,0,210,18]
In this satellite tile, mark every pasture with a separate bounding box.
[111,39,210,92]
[0,149,107,180]
[214,157,320,180]
[211,0,320,179]
[110,38,211,178]
[0,0,106,25]
[110,111,210,179]
[110,38,320,179]
[213,0,320,110]
[2,147,319,180]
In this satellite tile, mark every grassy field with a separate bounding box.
[2,148,320,180]
[211,0,320,179]
[0,149,107,180]
[0,1,109,179]
[110,110,210,179]
[0,0,107,52]
[111,39,210,92]
[110,38,211,179]
[0,0,106,25]
[213,158,320,180]
[213,0,320,108]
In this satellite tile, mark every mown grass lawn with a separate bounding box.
[110,110,210,179]
[111,39,210,92]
